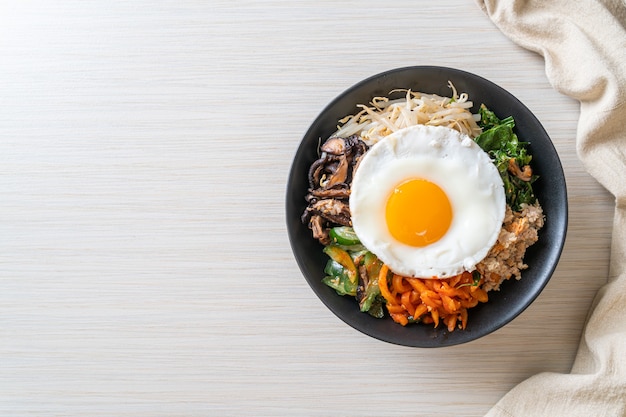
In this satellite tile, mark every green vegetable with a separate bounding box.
[365,295,385,318]
[320,243,385,317]
[322,259,357,296]
[322,245,358,296]
[329,226,361,246]
[359,252,383,316]
[323,245,357,282]
[475,104,538,211]
[478,105,514,131]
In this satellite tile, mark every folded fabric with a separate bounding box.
[474,0,626,416]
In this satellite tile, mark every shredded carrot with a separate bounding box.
[386,304,406,314]
[378,269,489,330]
[444,314,457,332]
[392,274,412,293]
[401,291,416,317]
[378,265,396,305]
[390,313,409,326]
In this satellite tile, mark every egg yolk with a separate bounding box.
[385,178,453,247]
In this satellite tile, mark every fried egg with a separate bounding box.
[349,125,506,278]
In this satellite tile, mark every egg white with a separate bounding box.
[349,125,506,278]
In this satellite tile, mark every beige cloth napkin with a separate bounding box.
[475,0,626,416]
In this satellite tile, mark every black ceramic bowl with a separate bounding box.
[286,66,567,347]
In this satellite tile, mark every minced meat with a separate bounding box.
[476,202,545,292]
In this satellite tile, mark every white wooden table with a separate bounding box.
[0,1,614,416]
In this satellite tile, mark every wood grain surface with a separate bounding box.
[0,1,615,416]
